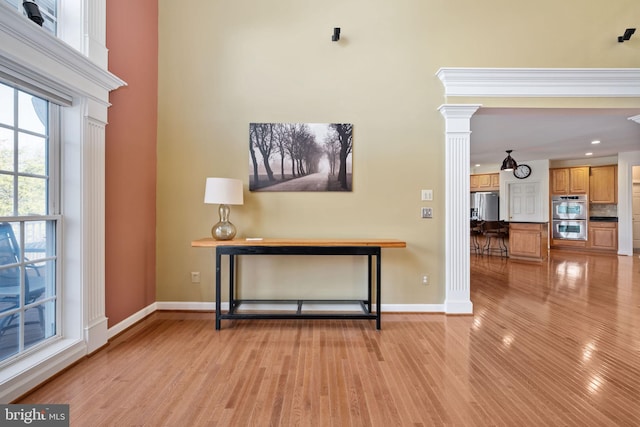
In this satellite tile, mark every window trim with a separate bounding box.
[0,0,125,402]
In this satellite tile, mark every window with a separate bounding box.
[0,81,59,364]
[3,0,58,35]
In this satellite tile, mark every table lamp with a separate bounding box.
[204,177,244,240]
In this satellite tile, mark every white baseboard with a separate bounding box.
[444,300,474,314]
[155,301,218,311]
[382,304,445,313]
[107,302,158,340]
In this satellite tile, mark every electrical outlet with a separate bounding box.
[421,207,433,218]
[191,272,201,284]
[422,275,429,285]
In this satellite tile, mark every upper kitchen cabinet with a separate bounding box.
[550,167,589,195]
[470,173,499,192]
[589,165,617,204]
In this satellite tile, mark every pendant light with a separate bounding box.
[500,150,518,171]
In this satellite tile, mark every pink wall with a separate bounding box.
[105,0,158,327]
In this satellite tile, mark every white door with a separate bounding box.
[509,182,542,222]
[633,182,640,251]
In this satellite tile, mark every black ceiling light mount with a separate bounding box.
[22,1,44,26]
[332,27,340,42]
[500,150,518,171]
[618,28,635,43]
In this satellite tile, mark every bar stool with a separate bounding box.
[470,220,483,255]
[482,220,508,257]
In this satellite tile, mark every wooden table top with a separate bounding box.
[191,238,407,248]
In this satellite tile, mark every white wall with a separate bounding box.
[499,159,550,222]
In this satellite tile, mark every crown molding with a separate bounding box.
[0,1,125,99]
[436,67,640,97]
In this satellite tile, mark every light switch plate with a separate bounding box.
[421,207,433,218]
[421,189,433,201]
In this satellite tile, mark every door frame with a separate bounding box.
[437,67,640,314]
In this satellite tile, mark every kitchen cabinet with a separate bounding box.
[589,165,617,204]
[588,221,617,251]
[509,222,548,261]
[550,167,589,195]
[470,173,499,192]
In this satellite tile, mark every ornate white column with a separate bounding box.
[439,104,480,314]
[83,107,108,353]
[58,0,114,352]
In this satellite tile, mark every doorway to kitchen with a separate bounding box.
[438,67,640,314]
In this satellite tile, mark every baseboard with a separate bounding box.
[444,300,474,314]
[382,304,445,313]
[156,301,218,311]
[107,302,158,340]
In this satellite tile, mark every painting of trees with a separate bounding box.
[249,123,352,192]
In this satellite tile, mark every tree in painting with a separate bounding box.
[331,123,353,190]
[249,123,353,192]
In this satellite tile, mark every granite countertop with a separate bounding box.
[589,216,618,222]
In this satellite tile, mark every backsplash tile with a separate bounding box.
[589,203,617,217]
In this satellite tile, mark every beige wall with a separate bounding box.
[156,0,640,304]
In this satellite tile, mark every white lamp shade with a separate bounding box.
[204,178,244,205]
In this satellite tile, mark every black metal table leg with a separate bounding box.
[229,254,235,313]
[215,248,222,330]
[367,254,372,313]
[376,250,381,330]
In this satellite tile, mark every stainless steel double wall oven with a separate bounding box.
[551,195,588,240]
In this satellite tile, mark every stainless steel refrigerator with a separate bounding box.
[470,192,500,221]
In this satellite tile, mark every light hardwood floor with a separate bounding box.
[17,251,640,426]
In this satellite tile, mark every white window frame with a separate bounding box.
[0,83,62,366]
[0,0,124,402]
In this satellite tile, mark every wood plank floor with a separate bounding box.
[17,250,640,426]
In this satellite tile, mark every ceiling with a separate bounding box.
[469,108,640,167]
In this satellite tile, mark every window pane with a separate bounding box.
[18,132,46,175]
[26,259,53,301]
[0,128,14,172]
[0,312,20,359]
[0,83,56,363]
[18,92,47,134]
[0,221,21,315]
[24,300,54,350]
[17,176,46,216]
[0,175,15,216]
[24,221,49,259]
[0,83,14,126]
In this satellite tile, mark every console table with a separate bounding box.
[191,238,406,330]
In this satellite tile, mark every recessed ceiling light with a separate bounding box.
[585,152,593,156]
[474,164,481,167]
[591,140,601,145]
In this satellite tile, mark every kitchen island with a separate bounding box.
[508,222,549,261]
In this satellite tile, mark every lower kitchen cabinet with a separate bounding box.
[509,222,548,261]
[588,222,618,252]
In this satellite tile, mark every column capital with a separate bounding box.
[438,104,482,133]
